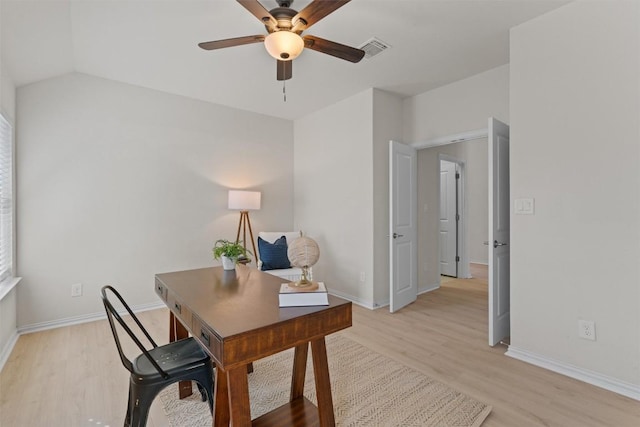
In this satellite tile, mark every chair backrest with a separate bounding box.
[101,285,169,378]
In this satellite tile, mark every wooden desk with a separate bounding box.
[155,266,352,427]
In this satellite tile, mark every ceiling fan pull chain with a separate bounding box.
[283,79,287,102]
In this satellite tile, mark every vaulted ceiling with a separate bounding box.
[1,0,568,120]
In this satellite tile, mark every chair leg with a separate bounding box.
[196,382,207,402]
[124,383,136,427]
[124,387,133,427]
[188,364,215,414]
[206,385,214,414]
[129,382,159,427]
[203,367,215,414]
[195,379,214,414]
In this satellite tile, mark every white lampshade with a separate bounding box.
[228,190,261,211]
[264,31,304,61]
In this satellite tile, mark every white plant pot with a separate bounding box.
[221,256,236,270]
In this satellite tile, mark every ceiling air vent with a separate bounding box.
[358,37,391,59]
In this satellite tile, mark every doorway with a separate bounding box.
[390,120,510,347]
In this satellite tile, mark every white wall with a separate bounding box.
[372,89,403,304]
[294,88,403,308]
[294,89,375,306]
[417,140,488,289]
[509,0,639,390]
[403,64,509,143]
[0,43,17,364]
[1,63,15,119]
[16,73,294,328]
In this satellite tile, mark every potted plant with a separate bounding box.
[213,239,251,270]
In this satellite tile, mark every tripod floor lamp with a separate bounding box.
[228,190,261,261]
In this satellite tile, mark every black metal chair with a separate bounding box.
[101,285,214,427]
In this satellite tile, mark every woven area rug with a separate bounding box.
[159,334,492,426]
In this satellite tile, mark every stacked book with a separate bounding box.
[279,282,329,307]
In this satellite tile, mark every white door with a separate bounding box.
[389,140,417,313]
[439,160,458,277]
[488,118,510,346]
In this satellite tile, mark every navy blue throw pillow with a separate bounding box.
[258,236,291,271]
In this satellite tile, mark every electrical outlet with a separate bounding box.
[359,272,366,283]
[71,283,83,297]
[578,319,596,341]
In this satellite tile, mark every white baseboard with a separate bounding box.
[469,261,488,266]
[419,283,440,295]
[0,300,166,373]
[0,329,19,372]
[350,283,441,310]
[506,345,640,401]
[16,301,167,335]
[328,289,378,310]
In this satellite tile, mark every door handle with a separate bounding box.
[484,240,507,248]
[393,232,404,239]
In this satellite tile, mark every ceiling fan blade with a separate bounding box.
[237,0,277,31]
[277,60,292,81]
[198,35,265,50]
[303,35,365,63]
[293,0,350,30]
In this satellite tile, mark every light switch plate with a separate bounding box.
[515,198,535,215]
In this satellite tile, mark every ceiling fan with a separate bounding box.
[198,0,365,81]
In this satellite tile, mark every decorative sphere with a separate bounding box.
[287,236,320,268]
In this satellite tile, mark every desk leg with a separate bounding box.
[169,312,193,399]
[213,367,230,427]
[311,337,336,427]
[290,343,309,400]
[227,366,252,427]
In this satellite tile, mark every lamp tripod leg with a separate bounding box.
[235,213,243,244]
[245,213,257,260]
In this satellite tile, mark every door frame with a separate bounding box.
[438,155,469,279]
[403,125,509,345]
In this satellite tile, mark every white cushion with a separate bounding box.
[258,231,301,245]
[265,267,305,281]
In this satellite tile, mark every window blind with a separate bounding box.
[0,114,13,283]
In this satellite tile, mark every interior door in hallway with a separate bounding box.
[488,117,510,346]
[439,160,458,277]
[389,140,417,313]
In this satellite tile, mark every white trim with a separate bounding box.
[470,261,489,266]
[17,301,166,335]
[410,128,488,150]
[328,289,377,310]
[419,283,440,295]
[0,276,21,301]
[506,345,640,401]
[2,300,166,372]
[374,283,440,310]
[0,329,18,372]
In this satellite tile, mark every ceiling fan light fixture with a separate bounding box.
[264,31,304,61]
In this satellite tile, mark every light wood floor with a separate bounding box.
[1,272,639,426]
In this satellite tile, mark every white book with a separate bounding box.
[279,282,329,307]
